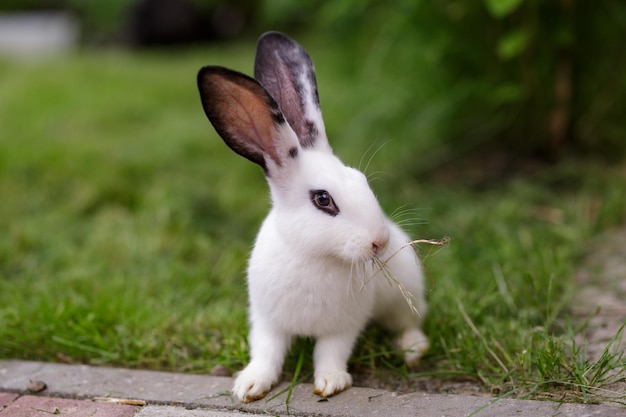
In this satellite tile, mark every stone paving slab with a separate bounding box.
[135,406,269,417]
[0,360,233,404]
[0,394,137,417]
[1,360,625,417]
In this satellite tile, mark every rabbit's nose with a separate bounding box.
[371,226,390,257]
[372,239,388,257]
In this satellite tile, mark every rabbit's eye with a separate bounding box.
[310,190,340,217]
[315,191,331,206]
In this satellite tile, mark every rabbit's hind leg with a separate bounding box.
[397,327,429,366]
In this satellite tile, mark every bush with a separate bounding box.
[5,0,624,163]
[260,0,626,164]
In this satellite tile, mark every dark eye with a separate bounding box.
[310,190,340,217]
[314,191,331,206]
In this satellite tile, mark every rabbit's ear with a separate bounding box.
[198,66,301,175]
[254,32,331,153]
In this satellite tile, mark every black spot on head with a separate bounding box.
[288,147,298,159]
[298,120,318,148]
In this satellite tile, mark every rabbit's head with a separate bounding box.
[198,32,389,264]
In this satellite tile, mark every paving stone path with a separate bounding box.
[572,225,626,403]
[1,360,625,416]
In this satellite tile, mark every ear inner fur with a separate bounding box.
[197,66,287,171]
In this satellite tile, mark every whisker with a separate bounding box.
[392,208,426,217]
[390,208,429,230]
[393,215,428,224]
[350,259,369,303]
[394,221,429,231]
[366,171,390,184]
[358,140,380,172]
[348,258,357,297]
[360,140,389,175]
[359,261,368,290]
[389,207,428,223]
[389,205,409,219]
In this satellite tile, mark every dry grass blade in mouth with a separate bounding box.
[362,237,450,317]
[372,256,422,317]
[409,237,451,258]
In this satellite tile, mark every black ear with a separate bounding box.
[254,32,331,153]
[197,65,300,173]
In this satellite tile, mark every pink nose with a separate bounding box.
[372,239,388,257]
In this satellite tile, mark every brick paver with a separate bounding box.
[0,395,138,416]
[0,393,18,409]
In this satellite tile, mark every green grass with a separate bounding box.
[1,40,625,404]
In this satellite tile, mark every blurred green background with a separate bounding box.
[4,0,626,163]
[1,0,625,401]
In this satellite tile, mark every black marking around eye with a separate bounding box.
[288,147,298,158]
[310,189,340,217]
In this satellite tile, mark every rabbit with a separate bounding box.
[197,31,429,403]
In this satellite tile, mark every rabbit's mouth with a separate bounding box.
[338,229,389,264]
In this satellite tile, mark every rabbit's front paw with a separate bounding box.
[313,371,352,398]
[232,368,275,403]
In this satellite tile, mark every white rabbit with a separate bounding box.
[197,31,429,403]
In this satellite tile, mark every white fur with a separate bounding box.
[197,32,429,404]
[233,150,429,403]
